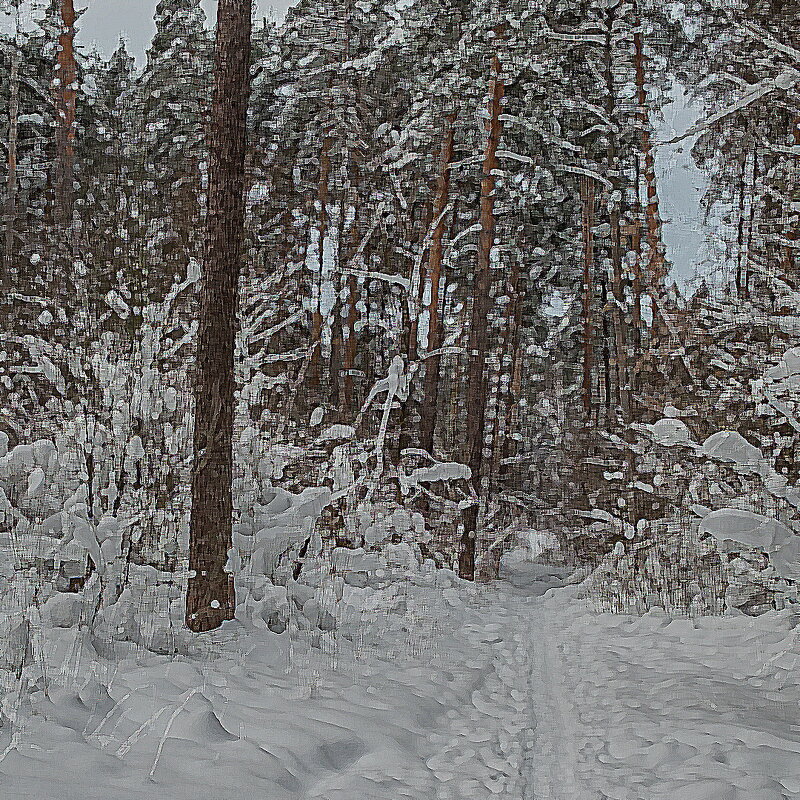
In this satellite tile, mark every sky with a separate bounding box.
[0,1,296,61]
[654,84,708,289]
[80,0,297,61]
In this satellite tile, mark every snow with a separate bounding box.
[699,509,800,580]
[645,417,695,447]
[701,430,763,468]
[0,543,797,799]
[399,461,471,493]
[316,424,355,443]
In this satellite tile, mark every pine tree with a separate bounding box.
[137,0,210,307]
[186,0,252,633]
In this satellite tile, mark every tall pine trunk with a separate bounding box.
[735,152,749,298]
[186,0,252,633]
[340,192,362,415]
[398,200,433,453]
[419,118,455,455]
[580,176,595,421]
[603,8,630,421]
[53,0,78,225]
[3,37,20,277]
[308,135,332,397]
[743,148,760,299]
[632,1,665,291]
[460,54,504,581]
[496,252,524,483]
[783,116,799,283]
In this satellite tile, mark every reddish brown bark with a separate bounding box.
[735,153,749,298]
[604,8,630,420]
[340,199,362,414]
[632,12,665,290]
[186,0,252,633]
[497,253,525,481]
[4,40,20,276]
[53,0,78,223]
[784,117,800,281]
[460,54,504,581]
[309,135,332,395]
[340,272,360,411]
[419,119,456,455]
[580,177,595,420]
[743,148,760,299]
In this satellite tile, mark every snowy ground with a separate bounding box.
[0,553,798,799]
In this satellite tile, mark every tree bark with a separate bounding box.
[419,118,455,455]
[3,39,20,279]
[496,251,524,483]
[632,6,665,290]
[398,199,433,452]
[340,195,362,415]
[53,0,78,225]
[735,152,749,298]
[308,135,332,397]
[580,176,595,420]
[744,148,760,299]
[785,117,800,282]
[603,8,630,421]
[186,0,252,633]
[460,54,504,581]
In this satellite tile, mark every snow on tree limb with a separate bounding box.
[658,69,800,147]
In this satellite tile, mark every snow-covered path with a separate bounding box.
[0,563,567,800]
[1,557,799,799]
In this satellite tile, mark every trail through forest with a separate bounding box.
[0,552,798,800]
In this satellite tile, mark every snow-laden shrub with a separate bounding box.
[587,515,727,616]
[89,564,189,657]
[9,266,197,571]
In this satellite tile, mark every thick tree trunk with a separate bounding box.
[460,54,504,581]
[629,154,643,358]
[600,275,612,415]
[419,119,455,455]
[735,153,749,298]
[340,196,362,415]
[744,148,760,299]
[496,252,524,483]
[327,199,346,408]
[632,8,665,290]
[186,0,252,633]
[398,200,433,452]
[785,117,800,281]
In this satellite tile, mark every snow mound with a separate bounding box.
[645,417,694,447]
[701,431,763,467]
[699,508,800,579]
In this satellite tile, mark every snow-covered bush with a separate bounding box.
[585,388,800,616]
[587,515,726,616]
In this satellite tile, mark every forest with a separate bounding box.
[0,0,799,796]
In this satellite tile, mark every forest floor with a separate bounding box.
[0,552,799,799]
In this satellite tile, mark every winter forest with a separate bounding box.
[0,0,799,797]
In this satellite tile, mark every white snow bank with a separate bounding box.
[645,417,695,447]
[700,508,800,579]
[701,430,763,467]
[764,346,800,381]
[529,580,800,800]
[0,564,534,800]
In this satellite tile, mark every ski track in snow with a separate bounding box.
[0,565,569,800]
[1,559,799,799]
